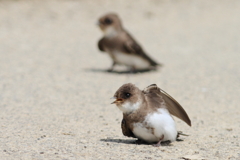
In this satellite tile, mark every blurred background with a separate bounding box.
[0,0,239,159]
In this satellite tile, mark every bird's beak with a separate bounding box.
[110,97,123,104]
[96,21,100,26]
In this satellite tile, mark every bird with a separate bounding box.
[111,83,191,147]
[97,13,160,72]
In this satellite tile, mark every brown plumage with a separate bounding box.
[121,118,136,138]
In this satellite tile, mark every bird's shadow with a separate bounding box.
[84,68,158,74]
[100,138,136,144]
[100,138,182,146]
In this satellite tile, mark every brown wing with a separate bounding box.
[122,32,159,66]
[98,38,105,52]
[121,117,136,138]
[143,84,191,126]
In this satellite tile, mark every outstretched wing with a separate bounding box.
[143,84,191,126]
[122,33,159,66]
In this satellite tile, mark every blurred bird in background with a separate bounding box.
[97,13,160,72]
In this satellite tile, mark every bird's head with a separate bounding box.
[98,13,123,37]
[112,83,142,114]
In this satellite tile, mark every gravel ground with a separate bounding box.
[0,0,239,159]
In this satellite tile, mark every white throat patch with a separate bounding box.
[118,101,141,114]
[104,26,118,38]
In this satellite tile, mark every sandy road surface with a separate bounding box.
[0,0,239,159]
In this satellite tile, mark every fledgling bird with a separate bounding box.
[111,83,191,147]
[97,13,160,71]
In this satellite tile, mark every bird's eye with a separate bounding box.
[104,18,112,25]
[125,93,131,98]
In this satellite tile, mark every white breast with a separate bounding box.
[133,108,177,143]
[112,51,150,69]
[133,123,159,143]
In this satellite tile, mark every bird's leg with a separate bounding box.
[152,135,164,147]
[107,61,116,72]
[129,66,137,73]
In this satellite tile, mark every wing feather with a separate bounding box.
[121,117,136,138]
[122,33,159,66]
[98,38,105,52]
[143,84,191,126]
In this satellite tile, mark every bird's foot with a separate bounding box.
[129,66,138,73]
[152,135,164,147]
[152,142,161,147]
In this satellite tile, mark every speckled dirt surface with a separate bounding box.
[0,0,239,159]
